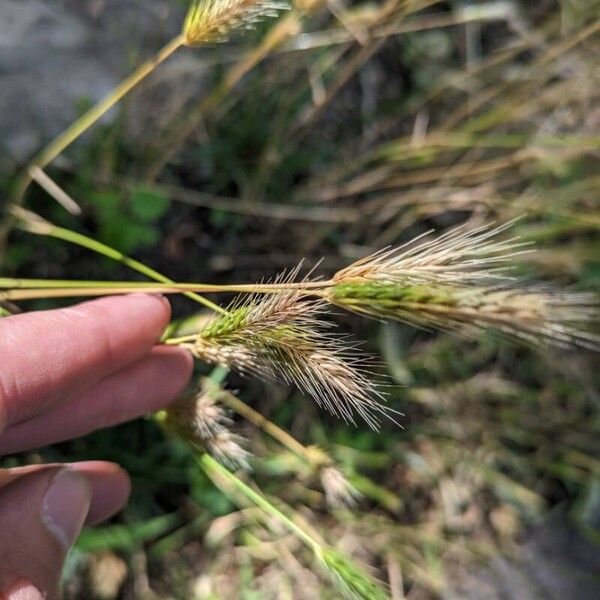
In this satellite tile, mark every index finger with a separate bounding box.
[0,294,171,431]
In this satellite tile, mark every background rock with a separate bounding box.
[0,0,188,170]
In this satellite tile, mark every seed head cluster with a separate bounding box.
[183,0,287,45]
[191,288,392,429]
[179,222,596,431]
[320,466,360,509]
[327,222,598,349]
[166,381,250,470]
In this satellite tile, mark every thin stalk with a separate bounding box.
[0,278,229,291]
[0,278,332,302]
[201,456,391,599]
[28,166,82,215]
[217,389,313,462]
[13,217,226,313]
[164,334,198,345]
[199,453,319,551]
[154,409,323,553]
[0,277,332,292]
[12,34,185,205]
[0,285,328,302]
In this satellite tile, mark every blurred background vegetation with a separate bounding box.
[1,0,599,598]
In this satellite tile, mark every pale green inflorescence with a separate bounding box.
[329,280,598,349]
[183,0,288,46]
[191,291,393,429]
[319,547,390,600]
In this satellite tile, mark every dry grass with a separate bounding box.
[2,1,599,599]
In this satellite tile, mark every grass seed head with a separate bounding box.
[329,281,598,350]
[208,430,252,470]
[167,380,233,440]
[191,287,395,429]
[193,389,234,438]
[183,0,288,45]
[318,547,389,600]
[321,467,360,509]
[334,220,527,286]
[165,382,250,469]
[329,221,598,350]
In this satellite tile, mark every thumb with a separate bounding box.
[0,467,92,600]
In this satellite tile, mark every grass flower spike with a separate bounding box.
[333,221,527,287]
[165,381,251,470]
[329,283,598,349]
[208,431,252,470]
[321,466,360,509]
[183,0,288,45]
[327,222,598,350]
[188,284,392,429]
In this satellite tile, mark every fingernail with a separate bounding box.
[156,293,171,310]
[41,470,91,551]
[5,578,44,600]
[130,292,171,310]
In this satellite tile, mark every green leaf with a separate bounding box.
[129,188,170,222]
[76,513,180,552]
[92,189,121,217]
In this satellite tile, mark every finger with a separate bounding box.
[0,467,91,600]
[69,461,131,525]
[0,294,171,432]
[0,462,131,526]
[0,346,193,455]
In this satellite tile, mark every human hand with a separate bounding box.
[0,295,193,600]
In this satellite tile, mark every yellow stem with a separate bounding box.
[0,280,333,302]
[13,33,185,204]
[164,334,198,345]
[218,390,315,462]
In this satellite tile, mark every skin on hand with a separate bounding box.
[0,295,194,600]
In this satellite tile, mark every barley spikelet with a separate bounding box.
[183,0,288,45]
[191,275,393,429]
[329,221,598,349]
[165,381,251,469]
[318,547,389,600]
[334,220,527,286]
[321,466,360,509]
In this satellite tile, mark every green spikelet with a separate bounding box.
[331,281,459,309]
[190,291,392,429]
[328,280,599,350]
[319,547,390,600]
[200,305,251,339]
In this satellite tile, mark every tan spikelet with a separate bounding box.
[329,221,598,350]
[334,220,528,287]
[183,0,288,45]
[189,278,396,429]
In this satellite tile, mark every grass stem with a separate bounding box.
[12,34,185,205]
[12,212,226,313]
[199,453,319,551]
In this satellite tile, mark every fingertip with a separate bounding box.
[153,345,195,400]
[0,346,195,455]
[4,578,45,600]
[0,294,174,429]
[130,293,172,324]
[70,462,131,525]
